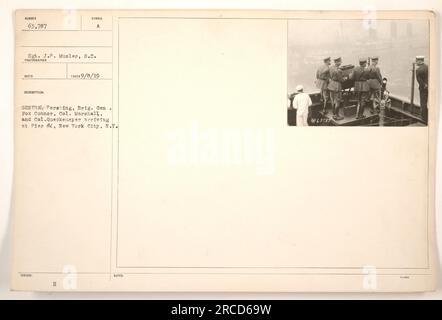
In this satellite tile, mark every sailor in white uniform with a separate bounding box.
[292,85,312,126]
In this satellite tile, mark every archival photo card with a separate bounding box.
[11,10,438,292]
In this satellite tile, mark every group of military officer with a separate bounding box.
[315,55,428,122]
[316,56,383,121]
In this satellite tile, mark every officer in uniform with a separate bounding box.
[415,55,428,123]
[315,57,331,114]
[350,57,370,119]
[367,56,383,113]
[327,57,345,120]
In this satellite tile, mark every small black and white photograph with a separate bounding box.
[287,19,429,126]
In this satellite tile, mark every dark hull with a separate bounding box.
[288,91,426,127]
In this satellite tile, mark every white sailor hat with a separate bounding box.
[415,55,425,61]
[296,85,304,92]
